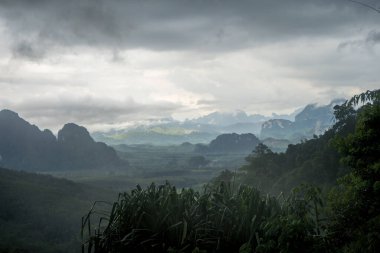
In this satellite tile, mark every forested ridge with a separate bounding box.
[82,90,380,253]
[240,119,349,194]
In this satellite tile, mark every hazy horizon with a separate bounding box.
[1,98,336,134]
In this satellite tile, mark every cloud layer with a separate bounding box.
[1,0,378,54]
[0,0,379,131]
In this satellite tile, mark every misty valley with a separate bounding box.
[1,0,379,252]
[0,90,379,252]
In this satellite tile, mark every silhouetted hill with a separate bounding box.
[58,123,126,170]
[0,110,127,171]
[0,110,59,171]
[195,133,260,154]
[0,167,115,253]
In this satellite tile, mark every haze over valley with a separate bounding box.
[0,0,379,252]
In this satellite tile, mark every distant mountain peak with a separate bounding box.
[260,99,344,141]
[262,119,292,129]
[195,133,260,154]
[58,123,93,143]
[0,109,24,122]
[0,109,19,117]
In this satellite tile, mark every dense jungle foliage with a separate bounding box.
[82,90,380,252]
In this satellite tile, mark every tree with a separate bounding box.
[329,89,380,252]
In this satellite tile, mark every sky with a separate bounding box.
[0,0,379,132]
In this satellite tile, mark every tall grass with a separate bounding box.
[82,182,326,253]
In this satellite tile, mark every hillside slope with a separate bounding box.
[0,167,116,253]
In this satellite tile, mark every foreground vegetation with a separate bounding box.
[0,168,115,253]
[83,90,380,252]
[83,182,326,253]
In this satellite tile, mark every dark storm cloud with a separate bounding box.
[366,30,380,44]
[338,29,380,50]
[11,40,46,60]
[1,0,378,58]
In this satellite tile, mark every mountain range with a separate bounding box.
[0,99,344,172]
[0,109,127,172]
[92,100,343,145]
[260,99,344,141]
